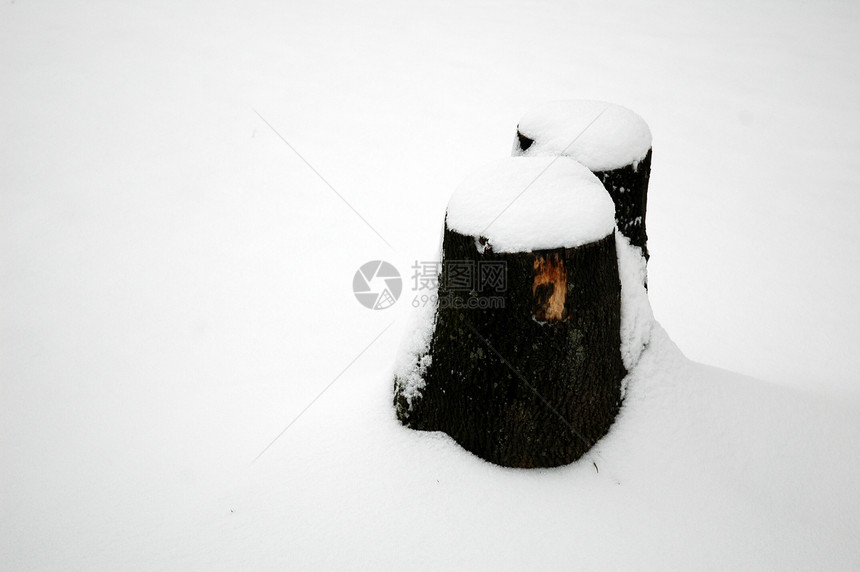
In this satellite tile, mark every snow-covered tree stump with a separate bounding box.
[394,157,626,468]
[512,100,653,259]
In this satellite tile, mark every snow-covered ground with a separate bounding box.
[2,0,860,569]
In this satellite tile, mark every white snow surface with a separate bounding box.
[514,100,653,172]
[616,231,654,374]
[445,157,615,252]
[393,286,437,409]
[3,0,860,570]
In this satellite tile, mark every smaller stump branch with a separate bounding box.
[513,100,653,259]
[593,148,652,259]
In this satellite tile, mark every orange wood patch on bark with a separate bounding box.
[532,253,567,322]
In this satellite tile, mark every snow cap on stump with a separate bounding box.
[513,100,652,172]
[446,156,615,253]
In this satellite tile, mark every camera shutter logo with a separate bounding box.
[353,260,402,310]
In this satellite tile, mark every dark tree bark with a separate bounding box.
[395,223,626,468]
[593,149,652,260]
[514,132,652,260]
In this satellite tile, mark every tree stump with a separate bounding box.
[394,157,626,468]
[512,100,653,259]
